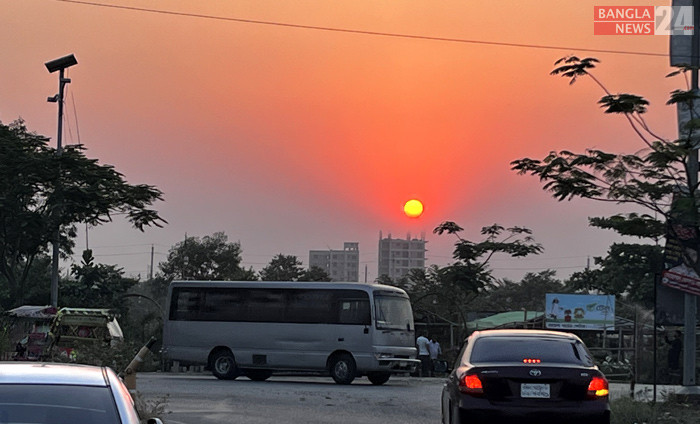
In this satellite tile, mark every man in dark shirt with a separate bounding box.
[665,330,682,371]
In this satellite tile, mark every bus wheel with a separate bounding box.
[330,353,356,385]
[211,350,240,380]
[245,369,272,381]
[367,372,391,385]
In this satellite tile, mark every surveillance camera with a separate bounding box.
[45,54,78,73]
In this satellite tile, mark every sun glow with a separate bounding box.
[403,199,424,218]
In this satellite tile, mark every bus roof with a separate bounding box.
[168,280,408,296]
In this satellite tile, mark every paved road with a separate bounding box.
[134,372,684,423]
[136,373,444,424]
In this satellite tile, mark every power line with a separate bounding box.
[53,0,667,58]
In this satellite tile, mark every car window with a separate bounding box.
[469,336,593,366]
[0,384,121,424]
[455,340,469,368]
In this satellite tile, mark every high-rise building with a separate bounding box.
[309,242,360,282]
[377,232,426,280]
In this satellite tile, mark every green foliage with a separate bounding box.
[567,244,662,308]
[388,266,473,334]
[474,270,569,312]
[0,119,165,309]
[133,392,170,421]
[512,56,692,216]
[0,253,52,309]
[121,282,167,346]
[298,265,331,282]
[49,339,139,372]
[61,249,138,312]
[375,274,395,286]
[260,254,303,281]
[0,319,10,355]
[512,56,700,302]
[392,225,543,331]
[599,94,649,114]
[158,232,256,281]
[434,222,543,291]
[611,396,698,424]
[589,214,665,241]
[258,254,331,282]
[550,56,600,85]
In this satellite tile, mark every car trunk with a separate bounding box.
[475,365,593,403]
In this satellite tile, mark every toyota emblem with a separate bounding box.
[529,369,542,377]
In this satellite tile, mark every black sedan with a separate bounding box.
[441,329,610,424]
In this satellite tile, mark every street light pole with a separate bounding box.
[45,54,77,308]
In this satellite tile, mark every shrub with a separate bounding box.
[611,396,697,424]
[133,391,170,421]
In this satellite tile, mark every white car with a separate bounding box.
[0,362,163,424]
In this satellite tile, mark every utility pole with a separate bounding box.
[671,0,699,387]
[45,54,77,308]
[149,244,155,280]
[683,0,699,387]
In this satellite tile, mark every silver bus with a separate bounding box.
[162,281,420,385]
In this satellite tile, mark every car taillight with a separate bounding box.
[522,358,541,364]
[587,376,609,398]
[459,373,484,395]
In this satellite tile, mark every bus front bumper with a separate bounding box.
[376,357,420,373]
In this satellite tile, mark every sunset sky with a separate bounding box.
[0,0,681,282]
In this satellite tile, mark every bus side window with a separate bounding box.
[172,289,203,321]
[338,299,370,325]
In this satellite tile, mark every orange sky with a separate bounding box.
[0,0,681,281]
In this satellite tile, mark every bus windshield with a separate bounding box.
[374,294,413,331]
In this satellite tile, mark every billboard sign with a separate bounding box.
[661,218,700,296]
[545,294,615,331]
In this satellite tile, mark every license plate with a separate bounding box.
[521,383,550,398]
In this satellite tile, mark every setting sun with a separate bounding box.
[403,199,424,218]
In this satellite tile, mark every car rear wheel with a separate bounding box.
[596,414,611,424]
[329,353,356,385]
[211,350,240,380]
[245,369,273,381]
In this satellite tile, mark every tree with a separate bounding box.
[0,120,165,308]
[0,254,51,309]
[473,270,568,312]
[511,57,697,298]
[158,232,256,281]
[409,223,545,328]
[567,243,663,308]
[391,266,473,329]
[298,265,331,282]
[61,249,137,312]
[260,254,304,281]
[434,222,544,295]
[557,215,665,306]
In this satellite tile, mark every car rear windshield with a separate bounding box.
[469,336,594,366]
[0,384,121,424]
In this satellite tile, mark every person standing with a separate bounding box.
[665,330,682,371]
[416,331,431,377]
[428,337,442,376]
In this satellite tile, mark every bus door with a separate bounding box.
[334,294,372,359]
